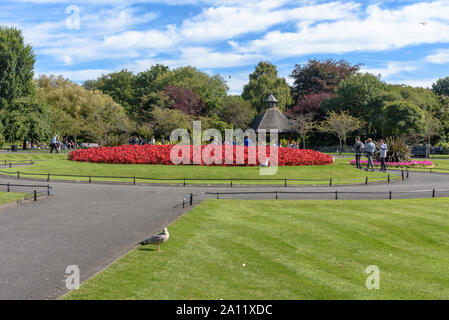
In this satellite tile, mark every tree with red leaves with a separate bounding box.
[164,85,205,116]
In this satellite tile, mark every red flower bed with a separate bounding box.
[68,145,333,166]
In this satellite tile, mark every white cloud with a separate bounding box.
[238,1,449,58]
[425,49,449,64]
[361,62,417,78]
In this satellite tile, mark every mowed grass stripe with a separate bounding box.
[64,198,449,300]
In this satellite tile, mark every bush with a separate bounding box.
[381,136,412,162]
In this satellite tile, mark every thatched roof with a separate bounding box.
[250,107,295,133]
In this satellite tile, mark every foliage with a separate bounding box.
[382,100,425,138]
[291,59,361,98]
[83,69,138,114]
[35,75,131,145]
[293,113,316,149]
[383,136,412,162]
[319,111,365,150]
[432,76,449,97]
[242,61,292,112]
[0,98,51,143]
[164,85,205,116]
[218,95,254,129]
[150,107,191,139]
[153,66,229,116]
[0,26,35,102]
[286,92,333,118]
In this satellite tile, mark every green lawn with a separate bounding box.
[0,191,27,204]
[0,157,392,185]
[64,198,449,300]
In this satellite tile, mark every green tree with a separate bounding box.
[432,77,449,97]
[135,64,170,98]
[0,26,35,102]
[153,66,229,116]
[83,69,137,114]
[0,98,51,143]
[382,100,425,138]
[294,113,316,149]
[218,95,254,129]
[242,61,292,113]
[319,111,365,151]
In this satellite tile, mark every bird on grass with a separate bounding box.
[140,228,169,252]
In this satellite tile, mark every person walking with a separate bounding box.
[365,138,376,171]
[50,135,59,153]
[354,136,363,169]
[379,139,388,172]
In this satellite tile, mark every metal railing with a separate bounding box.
[177,187,449,208]
[0,168,405,187]
[0,182,53,204]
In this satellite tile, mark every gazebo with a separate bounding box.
[249,93,295,134]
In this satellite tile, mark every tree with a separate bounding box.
[153,66,229,116]
[322,73,388,136]
[382,100,425,138]
[36,75,131,145]
[319,111,365,151]
[286,92,333,118]
[83,69,137,114]
[150,107,191,139]
[135,64,170,97]
[0,26,35,102]
[422,111,441,157]
[291,59,360,98]
[218,95,254,129]
[0,98,51,143]
[164,85,205,116]
[242,61,292,112]
[294,113,316,149]
[432,77,449,97]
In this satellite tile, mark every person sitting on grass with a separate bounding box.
[365,138,376,172]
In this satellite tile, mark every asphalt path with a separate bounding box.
[0,168,448,299]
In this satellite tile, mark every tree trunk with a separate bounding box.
[302,134,306,149]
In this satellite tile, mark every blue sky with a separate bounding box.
[2,0,449,94]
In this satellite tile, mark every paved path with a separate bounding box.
[0,169,448,299]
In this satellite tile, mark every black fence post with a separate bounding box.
[432,189,436,198]
[430,168,433,174]
[275,191,278,199]
[34,190,37,201]
[216,192,219,200]
[89,175,91,184]
[9,163,11,168]
[389,191,392,199]
[182,198,185,208]
[335,190,338,200]
[284,178,287,188]
[388,175,391,183]
[365,177,368,185]
[47,173,50,182]
[7,183,10,192]
[231,180,233,187]
[133,176,136,185]
[183,178,186,187]
[190,193,193,205]
[17,171,20,179]
[47,185,50,196]
[401,170,404,181]
[329,178,332,187]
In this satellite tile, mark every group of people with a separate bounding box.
[128,136,157,146]
[354,137,388,172]
[49,135,76,153]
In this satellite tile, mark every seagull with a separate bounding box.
[140,228,169,252]
[420,21,428,26]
